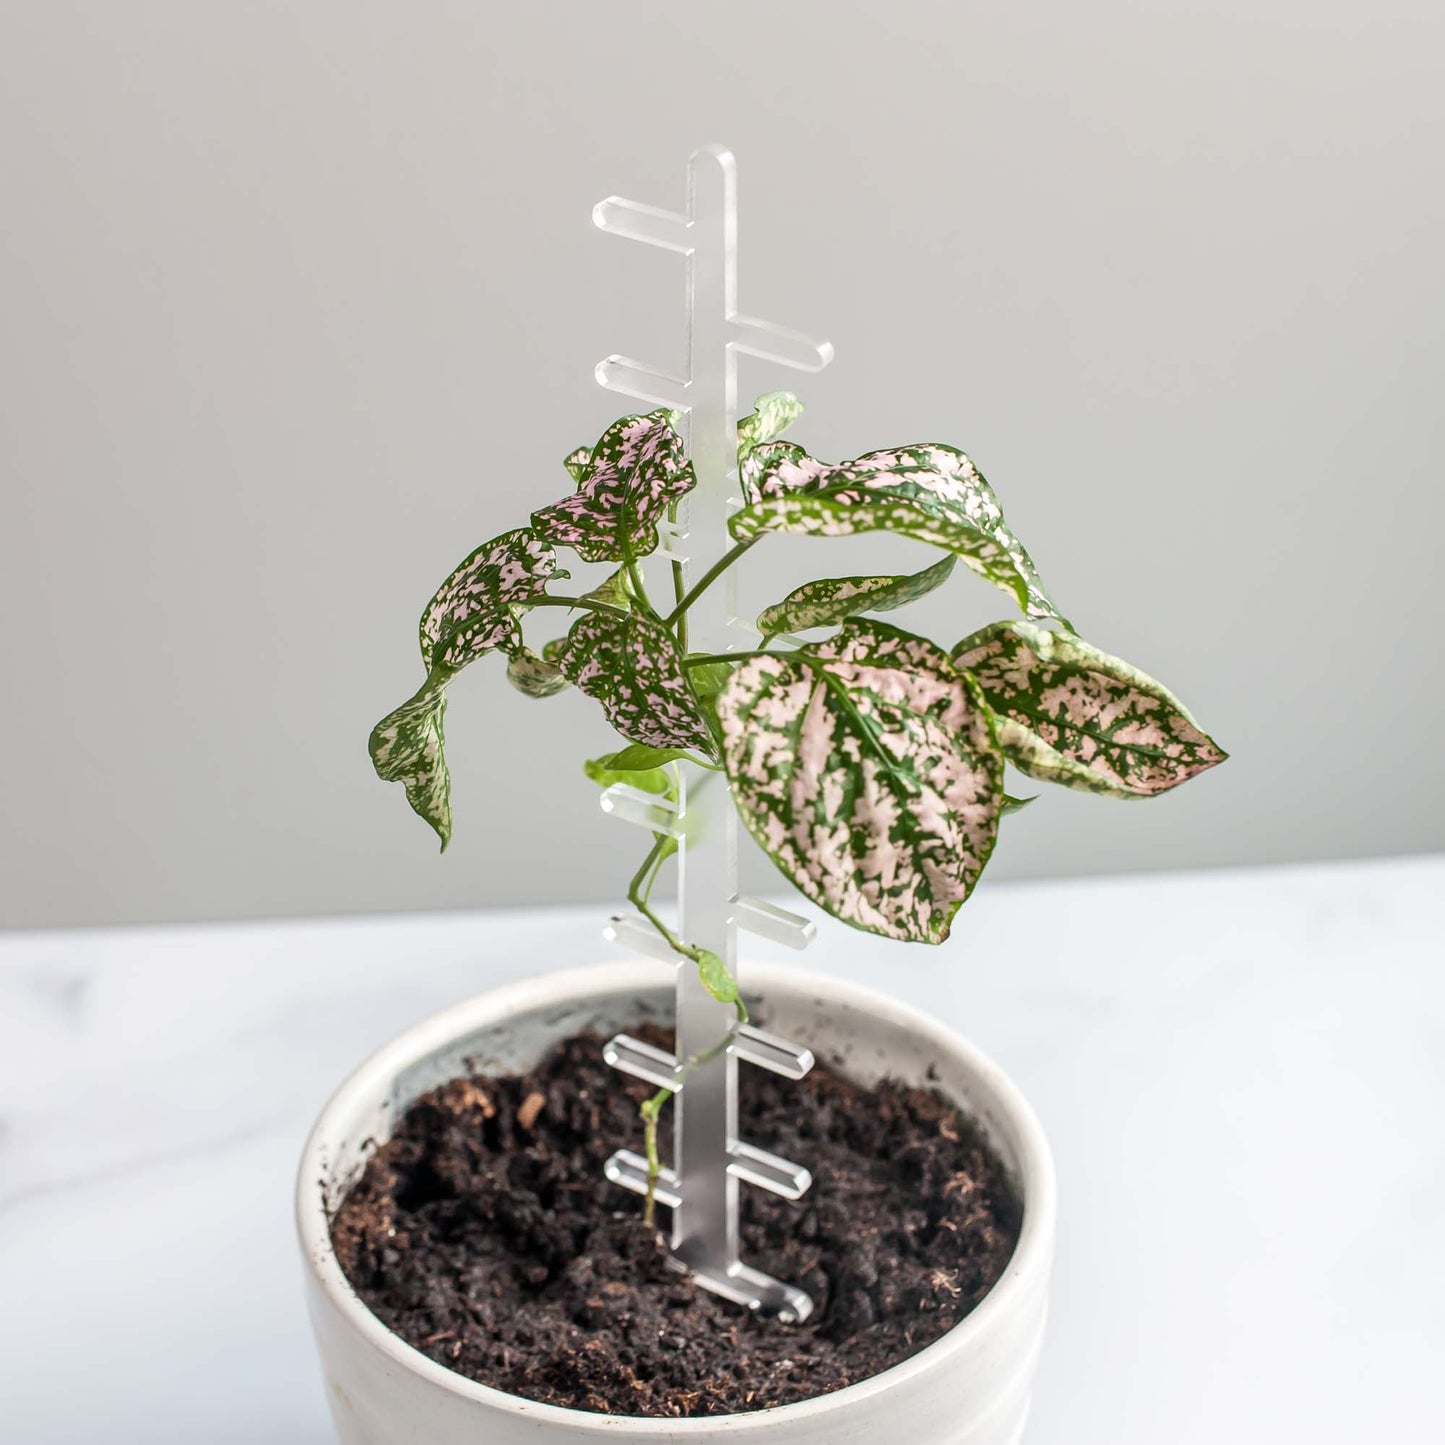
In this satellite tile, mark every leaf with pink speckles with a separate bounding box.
[952,621,1227,797]
[532,411,696,564]
[553,611,716,756]
[757,554,956,637]
[733,442,1068,627]
[562,445,592,482]
[736,391,804,463]
[368,671,453,848]
[373,528,564,845]
[717,619,1003,944]
[418,529,562,671]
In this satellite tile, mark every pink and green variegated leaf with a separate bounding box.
[532,411,696,564]
[733,442,1068,628]
[952,621,1227,797]
[368,671,453,848]
[757,554,956,636]
[716,618,1003,944]
[553,611,716,756]
[419,529,562,671]
[737,391,804,463]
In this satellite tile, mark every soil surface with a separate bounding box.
[332,1025,1022,1417]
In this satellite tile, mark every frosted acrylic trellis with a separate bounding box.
[593,144,832,1321]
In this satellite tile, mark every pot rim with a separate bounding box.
[297,958,1056,1434]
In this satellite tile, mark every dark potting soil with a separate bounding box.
[331,1025,1022,1418]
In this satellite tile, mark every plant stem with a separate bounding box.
[625,821,747,1228]
[639,1088,667,1228]
[682,650,772,669]
[627,836,693,964]
[663,538,757,626]
[668,502,688,653]
[624,558,656,617]
[524,595,629,617]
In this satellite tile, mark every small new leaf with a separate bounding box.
[757,554,956,636]
[506,648,569,699]
[952,621,1227,797]
[583,744,690,796]
[696,949,741,1006]
[368,669,453,848]
[554,611,716,755]
[419,529,561,671]
[717,618,1003,944]
[737,391,804,462]
[532,411,696,564]
[733,443,1067,627]
[582,568,633,612]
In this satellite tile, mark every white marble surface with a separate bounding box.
[2,857,1442,1444]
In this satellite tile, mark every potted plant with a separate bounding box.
[298,148,1224,1444]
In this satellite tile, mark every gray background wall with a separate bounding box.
[1,0,1440,930]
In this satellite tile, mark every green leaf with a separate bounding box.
[584,747,682,865]
[554,611,716,755]
[952,621,1227,797]
[757,554,956,636]
[732,442,1068,627]
[532,411,696,564]
[717,618,1003,944]
[696,949,741,1006]
[736,391,804,462]
[1001,793,1037,815]
[582,568,633,612]
[582,744,691,796]
[583,758,671,796]
[506,647,568,699]
[419,528,561,671]
[687,659,735,702]
[600,743,697,772]
[368,669,453,848]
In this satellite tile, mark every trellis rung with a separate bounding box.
[727,1140,811,1199]
[599,783,684,837]
[603,1033,683,1091]
[592,196,692,253]
[593,355,691,411]
[604,1149,683,1208]
[603,914,679,963]
[735,1023,814,1079]
[736,896,816,950]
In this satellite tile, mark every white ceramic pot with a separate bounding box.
[297,961,1056,1444]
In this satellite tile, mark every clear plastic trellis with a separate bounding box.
[593,144,833,1321]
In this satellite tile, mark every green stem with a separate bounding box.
[524,595,629,617]
[668,503,688,653]
[624,824,747,1228]
[624,558,657,617]
[639,1089,667,1228]
[663,538,757,626]
[682,649,772,669]
[628,860,689,962]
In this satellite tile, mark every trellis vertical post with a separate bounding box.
[594,145,832,1319]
